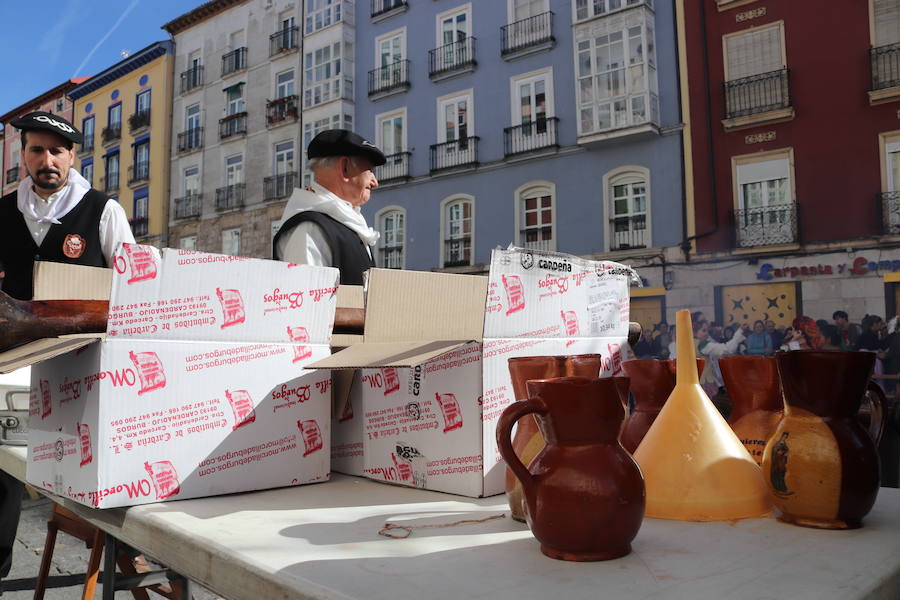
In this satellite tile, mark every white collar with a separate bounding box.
[17,168,92,225]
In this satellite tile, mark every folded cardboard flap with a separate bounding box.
[335,284,364,311]
[311,340,473,370]
[32,262,111,301]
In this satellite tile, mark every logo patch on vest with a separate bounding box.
[63,234,86,258]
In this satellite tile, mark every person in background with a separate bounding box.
[651,321,671,359]
[745,320,774,356]
[273,129,385,285]
[834,310,862,351]
[694,319,747,399]
[780,327,805,351]
[764,320,779,349]
[793,316,826,351]
[667,325,677,359]
[634,329,654,359]
[855,314,888,375]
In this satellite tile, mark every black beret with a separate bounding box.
[10,111,83,144]
[307,129,386,167]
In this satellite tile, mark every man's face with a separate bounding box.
[23,130,74,194]
[342,157,378,207]
[765,320,776,333]
[835,316,848,328]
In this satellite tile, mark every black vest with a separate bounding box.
[273,211,375,285]
[0,188,108,300]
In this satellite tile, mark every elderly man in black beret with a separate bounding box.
[0,111,134,596]
[273,129,385,285]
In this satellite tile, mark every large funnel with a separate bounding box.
[632,310,771,521]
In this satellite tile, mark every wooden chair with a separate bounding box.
[33,504,189,600]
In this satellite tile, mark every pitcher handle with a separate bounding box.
[496,401,545,504]
[864,381,888,449]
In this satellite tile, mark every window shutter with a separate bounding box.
[875,0,900,46]
[726,24,783,80]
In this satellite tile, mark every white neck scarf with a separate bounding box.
[282,182,380,246]
[17,168,92,225]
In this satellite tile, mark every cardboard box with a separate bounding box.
[25,244,340,508]
[312,247,633,497]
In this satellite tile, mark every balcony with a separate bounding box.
[870,42,900,105]
[610,216,647,251]
[371,0,407,22]
[430,137,479,173]
[128,110,151,132]
[79,137,94,155]
[428,37,476,81]
[129,217,148,238]
[734,204,798,248]
[219,112,248,139]
[264,172,298,201]
[215,184,245,212]
[174,193,202,220]
[379,245,404,269]
[368,60,411,99]
[443,238,472,268]
[723,68,793,130]
[880,191,900,235]
[180,66,204,93]
[504,117,559,157]
[375,152,411,183]
[520,229,553,252]
[501,11,554,60]
[101,125,121,144]
[177,128,204,153]
[102,173,120,195]
[222,47,247,77]
[128,161,149,186]
[269,26,299,56]
[5,166,19,185]
[266,95,299,126]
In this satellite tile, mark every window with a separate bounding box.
[304,41,352,108]
[304,113,353,148]
[434,5,472,73]
[275,141,295,176]
[439,7,469,47]
[516,182,555,251]
[136,90,151,113]
[132,140,150,182]
[377,109,405,157]
[607,170,648,250]
[881,134,900,233]
[56,98,65,112]
[186,104,201,130]
[874,0,900,46]
[81,158,93,187]
[226,84,245,115]
[574,0,651,21]
[222,228,241,256]
[180,235,197,250]
[273,12,297,54]
[226,155,244,186]
[306,0,345,34]
[575,10,658,136]
[441,196,474,267]
[270,141,296,199]
[276,69,295,99]
[133,187,149,235]
[108,104,122,129]
[377,208,406,269]
[82,116,95,151]
[184,167,200,196]
[378,30,404,68]
[725,23,784,81]
[732,151,796,247]
[438,91,473,146]
[105,151,120,192]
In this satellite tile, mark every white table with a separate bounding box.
[3,444,900,600]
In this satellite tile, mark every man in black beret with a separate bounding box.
[273,129,385,285]
[0,111,134,596]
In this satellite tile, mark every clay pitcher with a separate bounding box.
[762,351,888,529]
[719,355,783,465]
[619,359,704,454]
[496,377,645,561]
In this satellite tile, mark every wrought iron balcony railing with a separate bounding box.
[222,47,247,76]
[101,125,121,144]
[504,117,559,157]
[215,184,246,212]
[520,229,553,252]
[501,11,554,56]
[429,37,476,78]
[177,128,204,153]
[430,137,479,173]
[180,66,204,93]
[129,217,148,237]
[443,238,472,268]
[375,152,411,182]
[378,245,404,269]
[270,26,299,56]
[5,166,19,185]
[266,95,299,125]
[610,216,647,250]
[128,110,151,132]
[734,204,798,248]
[174,193,202,220]
[368,60,410,97]
[872,42,900,91]
[724,68,791,120]
[128,161,150,185]
[371,0,407,18]
[264,172,298,201]
[219,112,247,139]
[880,191,900,235]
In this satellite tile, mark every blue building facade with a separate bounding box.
[354,0,684,272]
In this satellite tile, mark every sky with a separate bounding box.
[0,0,199,121]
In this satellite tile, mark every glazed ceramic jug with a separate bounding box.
[762,351,888,529]
[719,355,783,465]
[619,358,704,454]
[496,377,645,561]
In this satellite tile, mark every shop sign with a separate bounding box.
[756,256,900,281]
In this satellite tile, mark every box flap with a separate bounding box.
[32,263,111,301]
[335,285,364,310]
[309,340,473,369]
[364,269,487,343]
[0,336,100,374]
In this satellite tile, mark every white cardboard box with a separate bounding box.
[26,244,340,508]
[312,247,632,497]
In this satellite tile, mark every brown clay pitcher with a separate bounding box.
[496,377,645,561]
[619,359,704,454]
[762,351,888,529]
[719,355,783,465]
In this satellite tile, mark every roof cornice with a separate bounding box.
[162,0,248,34]
[68,41,174,101]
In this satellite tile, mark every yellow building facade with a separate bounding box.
[69,41,174,245]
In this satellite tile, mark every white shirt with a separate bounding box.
[17,169,135,265]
